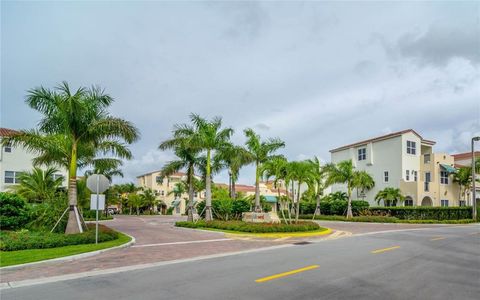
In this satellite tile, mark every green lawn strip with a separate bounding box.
[0,231,131,268]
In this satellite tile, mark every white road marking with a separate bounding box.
[132,239,232,248]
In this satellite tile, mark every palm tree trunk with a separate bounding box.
[277,187,287,224]
[187,164,194,222]
[346,186,353,219]
[295,181,301,223]
[228,171,233,199]
[254,161,261,212]
[65,142,83,234]
[205,149,213,221]
[232,178,236,200]
[314,192,321,219]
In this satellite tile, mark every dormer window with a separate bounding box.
[358,148,366,161]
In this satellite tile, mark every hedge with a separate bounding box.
[176,220,322,233]
[196,199,251,220]
[300,214,475,224]
[0,224,119,251]
[367,207,472,220]
[0,192,31,230]
[300,200,369,215]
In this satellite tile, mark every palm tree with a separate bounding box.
[306,156,326,218]
[141,188,158,214]
[375,187,405,207]
[325,160,375,218]
[453,167,472,204]
[215,143,253,199]
[261,156,289,223]
[288,160,314,223]
[160,125,202,222]
[190,114,233,221]
[3,82,139,233]
[244,128,285,212]
[128,193,143,215]
[10,167,63,203]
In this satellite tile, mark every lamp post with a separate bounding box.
[472,137,480,220]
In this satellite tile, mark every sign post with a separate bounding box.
[86,174,110,244]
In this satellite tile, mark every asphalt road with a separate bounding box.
[2,225,479,300]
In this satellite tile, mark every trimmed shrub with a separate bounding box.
[0,224,119,251]
[197,199,251,220]
[300,214,475,224]
[368,207,472,220]
[0,192,31,230]
[175,220,323,233]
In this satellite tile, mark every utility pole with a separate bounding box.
[472,137,479,220]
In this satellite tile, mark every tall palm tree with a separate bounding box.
[453,167,472,204]
[325,160,375,218]
[3,82,139,233]
[160,124,202,222]
[288,160,314,223]
[261,156,289,223]
[375,187,405,207]
[244,128,285,212]
[190,114,233,221]
[215,143,253,199]
[306,156,326,218]
[10,167,63,203]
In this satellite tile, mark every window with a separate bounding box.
[384,171,389,183]
[424,154,431,164]
[424,172,431,192]
[406,140,416,155]
[4,143,12,153]
[414,171,417,182]
[404,198,414,206]
[156,176,164,184]
[406,170,410,181]
[440,171,449,184]
[194,192,198,197]
[358,148,366,161]
[459,200,466,207]
[4,171,21,184]
[441,200,449,207]
[159,190,164,196]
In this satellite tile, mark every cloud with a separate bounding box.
[254,123,270,131]
[397,24,480,66]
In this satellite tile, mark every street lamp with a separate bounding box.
[472,137,480,220]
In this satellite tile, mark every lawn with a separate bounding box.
[0,231,131,267]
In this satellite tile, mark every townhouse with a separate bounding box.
[330,129,464,207]
[1,128,67,192]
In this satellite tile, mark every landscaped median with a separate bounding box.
[175,220,331,238]
[0,224,131,267]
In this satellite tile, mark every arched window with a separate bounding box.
[404,197,414,207]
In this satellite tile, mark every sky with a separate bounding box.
[1,1,480,185]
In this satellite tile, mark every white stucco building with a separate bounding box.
[0,128,67,192]
[330,129,461,207]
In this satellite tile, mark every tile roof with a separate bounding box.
[452,151,480,161]
[0,128,20,137]
[329,129,435,153]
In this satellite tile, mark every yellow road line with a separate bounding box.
[430,237,446,241]
[255,265,319,283]
[371,246,400,254]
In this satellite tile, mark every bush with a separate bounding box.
[166,207,174,215]
[196,199,251,220]
[368,207,472,220]
[27,195,69,232]
[175,220,323,233]
[300,214,475,224]
[0,192,31,230]
[0,224,119,251]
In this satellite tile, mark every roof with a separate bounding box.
[0,128,20,137]
[452,151,480,161]
[329,129,436,153]
[136,171,187,178]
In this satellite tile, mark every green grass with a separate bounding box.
[0,231,131,268]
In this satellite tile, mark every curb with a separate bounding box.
[0,233,135,271]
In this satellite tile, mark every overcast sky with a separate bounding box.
[2,1,479,185]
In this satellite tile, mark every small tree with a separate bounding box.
[375,187,405,207]
[10,167,63,203]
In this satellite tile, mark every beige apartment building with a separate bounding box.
[330,129,464,207]
[137,170,206,215]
